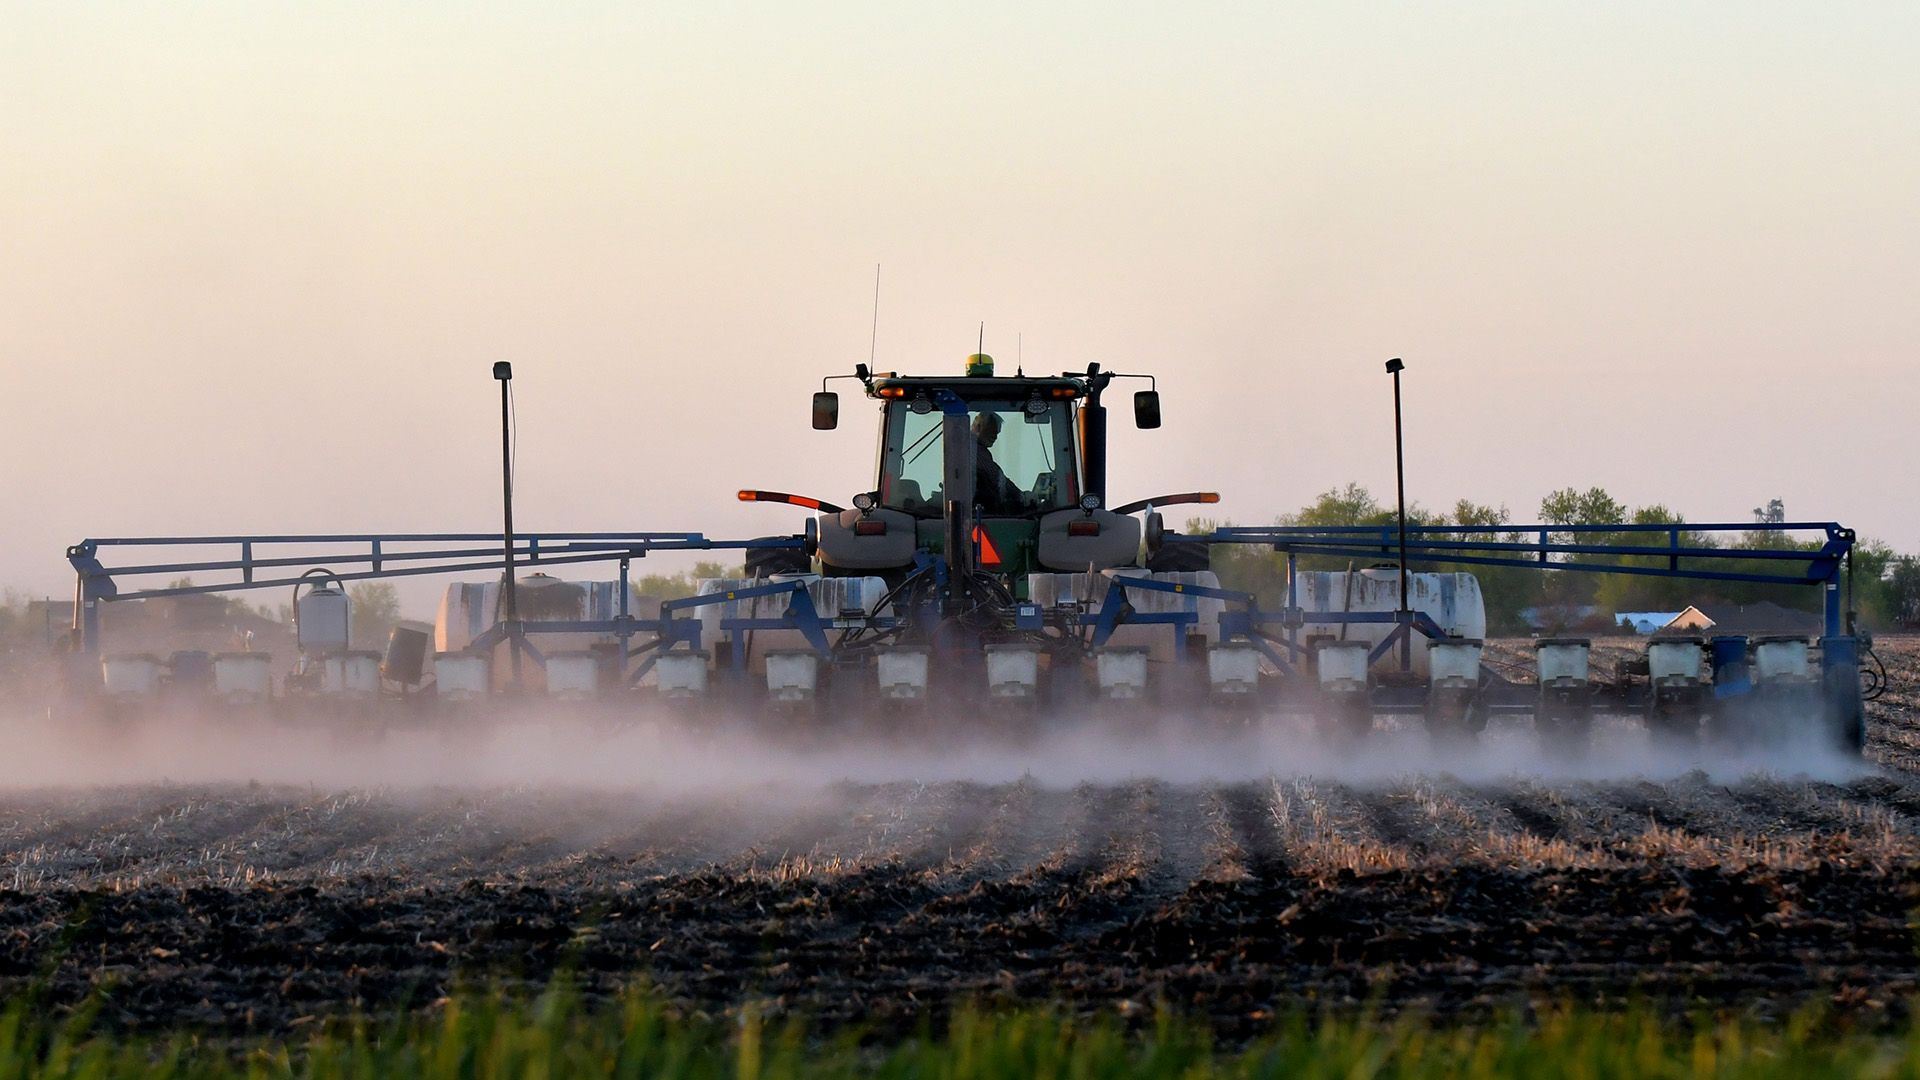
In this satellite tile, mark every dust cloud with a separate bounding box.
[0,703,1870,795]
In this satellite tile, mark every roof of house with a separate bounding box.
[1653,601,1823,639]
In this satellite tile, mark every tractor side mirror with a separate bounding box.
[811,392,839,430]
[1133,390,1161,429]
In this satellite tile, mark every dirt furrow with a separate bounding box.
[1271,776,1409,875]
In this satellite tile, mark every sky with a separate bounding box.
[3,3,1916,616]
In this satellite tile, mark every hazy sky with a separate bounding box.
[4,3,1916,613]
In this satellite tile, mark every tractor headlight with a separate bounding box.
[1079,494,1101,512]
[852,492,876,512]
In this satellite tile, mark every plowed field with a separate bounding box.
[1,638,1915,1037]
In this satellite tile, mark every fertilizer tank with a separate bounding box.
[435,574,636,691]
[1293,569,1486,676]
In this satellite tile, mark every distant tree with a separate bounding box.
[1886,556,1920,627]
[1539,486,1626,529]
[632,562,745,603]
[1201,484,1451,606]
[1279,484,1442,572]
[1452,499,1509,529]
[1445,499,1535,634]
[1283,483,1387,528]
[1632,504,1683,527]
[1849,539,1898,627]
[349,582,402,648]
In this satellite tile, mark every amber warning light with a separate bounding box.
[738,490,846,513]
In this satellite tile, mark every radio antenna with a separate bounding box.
[1017,333,1023,377]
[868,264,881,368]
[977,322,984,357]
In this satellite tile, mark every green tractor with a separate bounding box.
[743,354,1217,602]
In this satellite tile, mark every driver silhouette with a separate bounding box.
[970,413,1023,514]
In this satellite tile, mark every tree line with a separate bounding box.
[1193,485,1920,634]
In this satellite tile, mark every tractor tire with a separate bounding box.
[745,538,812,579]
[1146,540,1210,574]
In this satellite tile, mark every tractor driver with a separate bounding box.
[970,412,1025,514]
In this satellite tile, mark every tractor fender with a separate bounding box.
[1035,508,1141,573]
[815,508,917,571]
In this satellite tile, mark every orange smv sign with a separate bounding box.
[972,526,1003,567]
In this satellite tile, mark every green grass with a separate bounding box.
[2,987,1918,1080]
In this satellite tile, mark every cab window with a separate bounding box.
[879,401,1079,515]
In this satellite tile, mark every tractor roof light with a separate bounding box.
[910,395,933,414]
[876,385,907,399]
[1025,397,1046,415]
[852,492,876,513]
[1047,387,1080,399]
[1079,494,1101,514]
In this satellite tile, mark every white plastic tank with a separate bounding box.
[437,581,502,654]
[764,650,820,703]
[876,647,930,701]
[1647,638,1704,686]
[434,652,491,701]
[297,585,351,654]
[984,643,1041,700]
[321,651,381,697]
[1026,570,1225,662]
[1093,646,1151,700]
[1753,636,1811,683]
[213,652,273,704]
[656,650,710,699]
[1427,638,1483,688]
[544,651,600,698]
[691,575,891,673]
[1316,640,1371,691]
[1294,570,1486,677]
[1533,638,1590,687]
[436,577,642,691]
[101,654,163,699]
[1208,641,1260,699]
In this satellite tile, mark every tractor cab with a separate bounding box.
[778,354,1202,597]
[876,382,1081,520]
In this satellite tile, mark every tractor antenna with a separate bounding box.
[978,322,984,357]
[1017,333,1023,377]
[868,264,881,369]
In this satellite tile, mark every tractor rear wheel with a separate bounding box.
[746,538,812,579]
[1146,540,1210,574]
